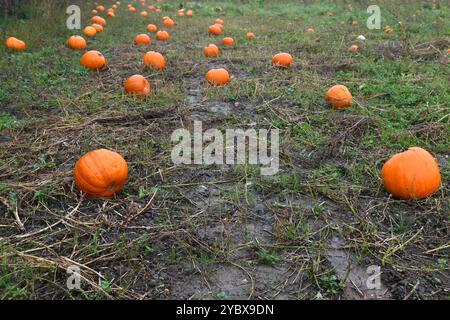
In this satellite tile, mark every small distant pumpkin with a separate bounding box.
[148,5,155,10]
[156,8,161,13]
[83,26,97,37]
[124,75,151,97]
[163,18,175,27]
[326,11,333,16]
[306,27,315,33]
[147,24,158,32]
[325,85,352,109]
[5,37,26,52]
[246,32,255,39]
[385,26,394,34]
[203,44,219,57]
[208,24,222,36]
[348,44,359,53]
[96,5,104,11]
[156,30,169,41]
[186,10,193,17]
[134,33,151,45]
[205,68,230,86]
[381,147,441,200]
[272,52,293,68]
[129,6,136,12]
[74,149,128,198]
[143,51,165,70]
[67,35,87,50]
[92,23,103,32]
[215,18,224,25]
[91,9,98,14]
[222,37,234,46]
[177,10,184,17]
[107,11,115,18]
[80,50,106,70]
[140,11,148,17]
[91,15,106,26]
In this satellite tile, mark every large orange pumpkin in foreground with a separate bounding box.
[156,30,169,41]
[143,51,166,70]
[272,52,293,68]
[5,37,26,51]
[203,44,219,57]
[124,75,151,97]
[205,68,230,86]
[325,85,352,109]
[80,50,106,70]
[134,33,151,45]
[74,149,128,198]
[68,35,87,50]
[381,147,441,200]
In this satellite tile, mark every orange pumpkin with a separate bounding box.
[205,68,230,86]
[5,37,26,51]
[381,147,441,200]
[326,11,333,16]
[156,30,169,41]
[163,18,175,27]
[134,33,151,45]
[67,35,87,50]
[91,9,98,14]
[177,10,184,17]
[148,5,155,10]
[325,85,352,109]
[140,11,148,17]
[215,18,224,25]
[91,16,106,26]
[222,37,234,46]
[208,24,222,36]
[348,44,359,53]
[129,6,136,12]
[143,51,165,70]
[96,5,104,11]
[124,75,151,97]
[385,26,394,34]
[272,52,293,68]
[306,27,315,33]
[147,24,158,32]
[246,32,255,39]
[74,149,128,198]
[203,44,219,57]
[92,23,103,32]
[156,8,161,13]
[107,11,115,18]
[83,26,97,37]
[80,50,106,70]
[186,10,193,17]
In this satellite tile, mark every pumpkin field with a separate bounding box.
[0,0,449,300]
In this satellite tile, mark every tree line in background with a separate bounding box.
[1,0,73,18]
